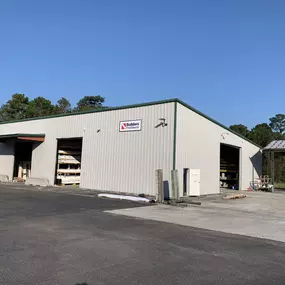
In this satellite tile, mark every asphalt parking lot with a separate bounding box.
[1,184,285,285]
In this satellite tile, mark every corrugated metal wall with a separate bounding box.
[175,103,262,195]
[0,102,174,195]
[0,141,15,179]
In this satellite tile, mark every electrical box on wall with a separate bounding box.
[189,169,201,196]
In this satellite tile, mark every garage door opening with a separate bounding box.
[55,138,82,186]
[13,142,33,181]
[220,144,240,190]
[183,168,189,196]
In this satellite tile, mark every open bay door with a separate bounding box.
[55,138,82,186]
[189,169,201,196]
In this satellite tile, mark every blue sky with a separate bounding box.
[0,0,284,128]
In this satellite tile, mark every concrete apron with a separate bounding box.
[0,175,9,182]
[107,192,285,243]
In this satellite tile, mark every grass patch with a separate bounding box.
[274,183,285,189]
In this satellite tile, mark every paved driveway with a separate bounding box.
[109,190,285,242]
[1,184,285,285]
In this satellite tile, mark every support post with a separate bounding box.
[171,169,179,200]
[155,169,164,203]
[272,151,275,185]
[270,152,273,185]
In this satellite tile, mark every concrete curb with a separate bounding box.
[25,177,49,187]
[0,175,9,183]
[164,200,202,207]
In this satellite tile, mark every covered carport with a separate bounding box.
[0,133,45,181]
[263,140,285,189]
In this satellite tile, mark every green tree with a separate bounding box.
[269,114,285,134]
[75,96,105,111]
[26,96,55,118]
[229,124,249,137]
[55,97,72,114]
[248,123,275,148]
[0,93,30,121]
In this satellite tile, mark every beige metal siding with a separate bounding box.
[0,141,15,180]
[80,104,174,194]
[176,103,262,196]
[0,102,174,195]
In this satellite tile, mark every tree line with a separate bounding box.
[230,114,285,148]
[1,94,284,148]
[0,94,106,122]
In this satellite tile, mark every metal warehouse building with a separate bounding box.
[0,98,262,197]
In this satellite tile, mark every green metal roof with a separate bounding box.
[0,98,260,148]
[0,99,174,125]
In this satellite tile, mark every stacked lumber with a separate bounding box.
[16,161,31,181]
[58,154,81,164]
[59,175,80,185]
[56,142,82,185]
[223,194,246,200]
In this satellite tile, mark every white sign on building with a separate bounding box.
[119,120,142,132]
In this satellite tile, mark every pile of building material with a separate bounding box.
[223,194,246,200]
[249,175,274,192]
[14,161,31,182]
[98,193,152,203]
[56,140,82,185]
[58,150,81,164]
